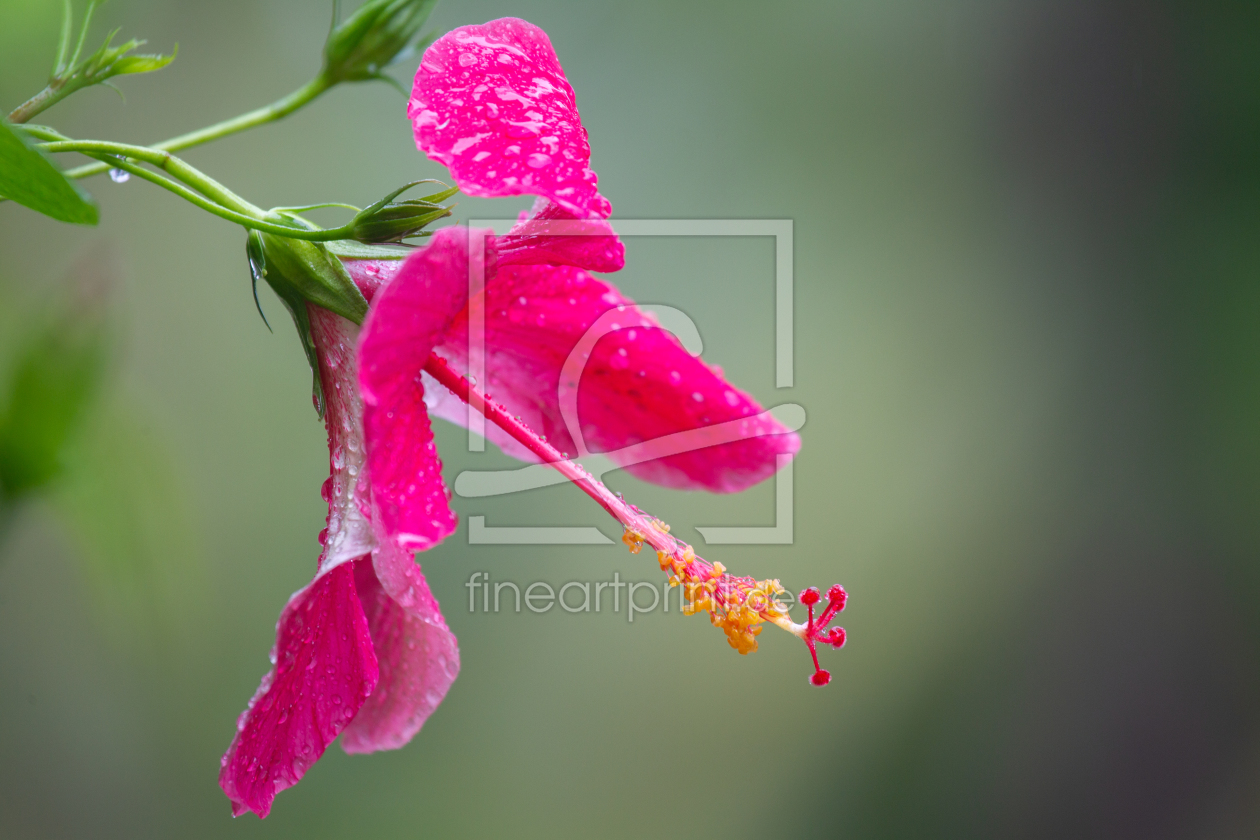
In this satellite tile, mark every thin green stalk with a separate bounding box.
[83,154,310,237]
[42,138,262,215]
[8,82,73,125]
[53,0,74,75]
[42,139,358,241]
[63,74,333,181]
[6,0,106,124]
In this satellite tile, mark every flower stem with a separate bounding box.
[41,138,259,214]
[40,139,359,241]
[61,74,334,182]
[8,80,72,125]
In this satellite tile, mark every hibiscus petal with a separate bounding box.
[339,257,398,303]
[308,304,375,565]
[494,197,624,273]
[409,18,611,219]
[219,562,378,818]
[358,228,481,550]
[432,264,800,493]
[341,538,460,754]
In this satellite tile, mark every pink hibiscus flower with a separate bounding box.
[220,16,843,819]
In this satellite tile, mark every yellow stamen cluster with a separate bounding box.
[639,534,788,655]
[621,528,646,554]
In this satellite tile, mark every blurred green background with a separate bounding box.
[3,0,1260,837]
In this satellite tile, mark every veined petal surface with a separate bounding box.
[431,264,800,492]
[410,18,611,219]
[218,563,378,818]
[357,228,479,550]
[341,528,460,753]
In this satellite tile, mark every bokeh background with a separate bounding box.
[2,0,1259,837]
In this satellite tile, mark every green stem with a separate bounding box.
[8,80,73,124]
[63,74,333,181]
[41,138,259,214]
[42,139,357,241]
[83,154,307,236]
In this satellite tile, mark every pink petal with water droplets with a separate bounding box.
[308,304,375,565]
[494,197,624,273]
[409,18,611,219]
[358,228,482,550]
[341,531,460,753]
[340,257,399,303]
[219,562,378,819]
[431,264,800,493]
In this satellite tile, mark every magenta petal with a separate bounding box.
[432,264,800,492]
[339,257,398,303]
[340,539,460,754]
[410,18,611,219]
[358,228,481,551]
[494,198,624,273]
[218,562,379,818]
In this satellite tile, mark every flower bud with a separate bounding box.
[350,180,456,243]
[323,0,438,84]
[255,229,368,325]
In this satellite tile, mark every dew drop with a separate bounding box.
[109,168,130,183]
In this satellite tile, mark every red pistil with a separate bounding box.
[799,584,848,687]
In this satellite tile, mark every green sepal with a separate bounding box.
[258,230,369,325]
[0,119,98,224]
[325,240,413,260]
[247,231,326,418]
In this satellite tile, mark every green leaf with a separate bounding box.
[0,277,108,499]
[258,231,369,324]
[51,401,206,647]
[0,119,98,224]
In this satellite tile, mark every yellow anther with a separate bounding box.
[621,528,645,554]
